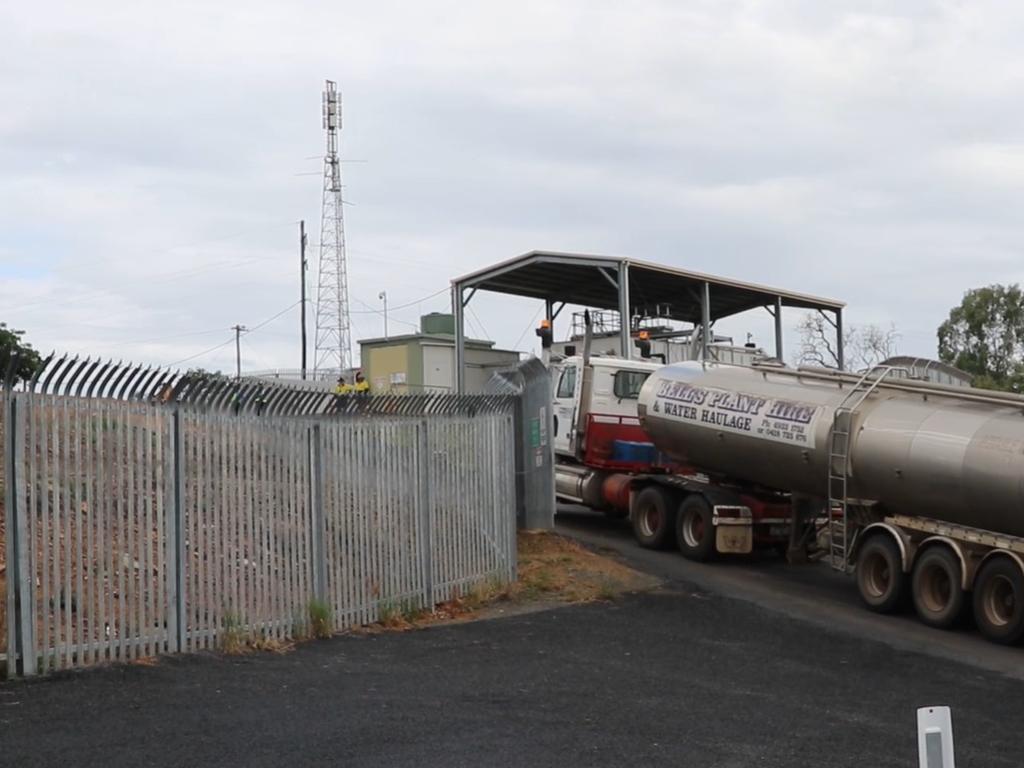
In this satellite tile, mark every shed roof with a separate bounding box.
[452,250,843,323]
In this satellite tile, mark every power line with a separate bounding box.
[467,305,491,340]
[248,300,302,332]
[512,306,545,349]
[348,286,449,314]
[351,297,420,330]
[162,336,236,368]
[123,328,227,346]
[5,255,296,317]
[157,300,303,369]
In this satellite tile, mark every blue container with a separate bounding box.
[611,440,658,464]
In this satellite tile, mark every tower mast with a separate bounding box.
[313,79,353,376]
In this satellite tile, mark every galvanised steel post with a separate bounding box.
[5,393,37,676]
[418,419,434,608]
[164,408,187,653]
[309,423,327,605]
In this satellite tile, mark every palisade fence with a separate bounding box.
[1,372,517,678]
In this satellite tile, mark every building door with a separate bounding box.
[423,345,455,393]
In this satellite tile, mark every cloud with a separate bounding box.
[3,0,1024,374]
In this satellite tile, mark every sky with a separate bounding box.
[3,0,1024,376]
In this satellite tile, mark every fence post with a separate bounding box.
[417,418,434,608]
[164,408,186,653]
[5,393,37,676]
[308,423,327,605]
[3,392,14,677]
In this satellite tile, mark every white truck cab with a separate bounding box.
[551,355,661,458]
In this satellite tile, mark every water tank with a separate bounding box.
[421,313,455,335]
[637,362,1024,536]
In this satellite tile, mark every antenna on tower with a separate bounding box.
[313,79,353,377]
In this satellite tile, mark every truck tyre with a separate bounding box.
[631,486,676,549]
[855,534,906,613]
[972,557,1024,646]
[676,494,716,562]
[911,546,965,629]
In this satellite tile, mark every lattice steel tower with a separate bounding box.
[313,80,353,375]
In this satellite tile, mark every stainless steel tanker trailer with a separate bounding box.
[636,360,1024,645]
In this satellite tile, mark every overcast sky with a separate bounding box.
[3,0,1024,375]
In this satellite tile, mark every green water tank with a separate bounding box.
[420,313,455,335]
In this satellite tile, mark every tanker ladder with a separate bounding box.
[826,365,905,571]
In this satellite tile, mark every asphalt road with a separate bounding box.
[2,513,1023,766]
[556,505,1024,681]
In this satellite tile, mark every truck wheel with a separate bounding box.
[972,557,1024,645]
[855,534,906,613]
[676,494,716,562]
[631,486,676,549]
[911,546,965,629]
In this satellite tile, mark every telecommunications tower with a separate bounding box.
[313,80,353,376]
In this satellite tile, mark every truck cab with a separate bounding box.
[551,355,661,459]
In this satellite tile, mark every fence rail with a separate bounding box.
[1,390,517,677]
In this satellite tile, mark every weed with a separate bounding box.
[466,575,509,608]
[377,599,403,628]
[307,599,333,639]
[220,611,248,654]
[596,577,619,602]
[250,632,296,654]
[401,599,427,623]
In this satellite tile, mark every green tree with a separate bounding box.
[937,284,1024,392]
[0,322,43,384]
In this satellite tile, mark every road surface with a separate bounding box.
[557,504,1024,681]
[0,510,1021,766]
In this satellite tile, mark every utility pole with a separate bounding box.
[232,324,248,380]
[379,290,388,339]
[300,220,308,380]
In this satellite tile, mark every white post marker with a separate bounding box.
[917,706,956,768]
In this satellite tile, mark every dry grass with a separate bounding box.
[356,531,656,635]
[512,530,654,603]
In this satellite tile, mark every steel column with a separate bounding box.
[618,261,631,358]
[836,308,845,370]
[701,281,711,362]
[453,284,466,394]
[774,296,784,362]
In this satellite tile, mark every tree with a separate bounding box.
[795,313,899,371]
[0,323,43,384]
[938,284,1024,392]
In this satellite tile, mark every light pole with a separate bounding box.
[232,324,248,380]
[379,290,388,339]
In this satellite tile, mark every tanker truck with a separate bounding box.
[636,361,1024,646]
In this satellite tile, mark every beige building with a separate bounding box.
[359,313,520,394]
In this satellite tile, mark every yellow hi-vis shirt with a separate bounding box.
[354,380,370,394]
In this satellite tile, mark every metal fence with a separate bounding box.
[1,390,516,677]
